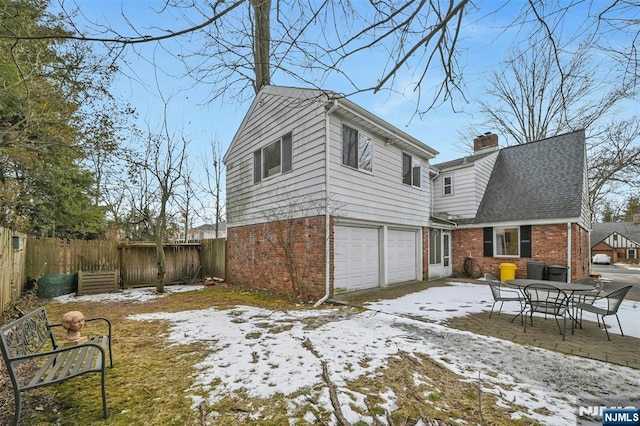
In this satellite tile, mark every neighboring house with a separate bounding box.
[177,222,227,241]
[431,130,591,282]
[591,216,640,263]
[223,85,591,301]
[191,222,228,240]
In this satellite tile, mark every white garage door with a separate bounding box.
[388,229,418,283]
[334,225,380,292]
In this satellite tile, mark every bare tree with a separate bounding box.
[128,115,188,292]
[468,36,640,219]
[175,166,198,242]
[259,194,344,301]
[7,1,631,114]
[201,138,226,238]
[588,119,640,217]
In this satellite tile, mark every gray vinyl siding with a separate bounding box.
[225,90,327,227]
[327,114,431,226]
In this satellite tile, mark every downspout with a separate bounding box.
[567,222,572,282]
[429,169,440,218]
[314,99,338,307]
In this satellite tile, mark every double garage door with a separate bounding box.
[334,225,419,292]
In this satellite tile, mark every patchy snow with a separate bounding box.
[54,284,203,304]
[54,282,640,425]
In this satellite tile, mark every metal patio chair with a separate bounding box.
[572,285,632,340]
[485,273,525,323]
[570,277,604,325]
[523,283,571,340]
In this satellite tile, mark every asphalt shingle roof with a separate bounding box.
[590,221,640,247]
[474,130,586,224]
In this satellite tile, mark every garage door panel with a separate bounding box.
[335,226,379,292]
[388,229,417,283]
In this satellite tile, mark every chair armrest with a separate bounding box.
[85,317,113,337]
[49,317,112,337]
[500,287,524,297]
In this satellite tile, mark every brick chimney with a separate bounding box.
[473,133,499,153]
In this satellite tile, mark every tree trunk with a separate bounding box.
[250,0,271,93]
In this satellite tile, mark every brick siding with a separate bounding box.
[226,216,327,301]
[451,223,590,281]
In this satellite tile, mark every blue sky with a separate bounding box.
[61,1,521,161]
[53,1,636,224]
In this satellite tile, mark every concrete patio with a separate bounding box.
[331,278,640,370]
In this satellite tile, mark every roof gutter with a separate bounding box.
[333,100,438,159]
[314,99,338,307]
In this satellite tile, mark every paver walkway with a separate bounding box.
[332,278,640,370]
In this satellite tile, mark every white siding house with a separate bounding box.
[223,86,438,301]
[224,87,591,299]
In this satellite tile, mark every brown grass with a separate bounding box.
[1,284,540,425]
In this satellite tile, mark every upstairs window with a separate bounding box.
[443,175,453,195]
[402,153,421,187]
[342,124,372,172]
[253,132,292,183]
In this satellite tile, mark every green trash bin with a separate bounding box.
[499,263,518,281]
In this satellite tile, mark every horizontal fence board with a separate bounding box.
[77,270,119,295]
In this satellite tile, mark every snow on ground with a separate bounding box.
[54,282,640,425]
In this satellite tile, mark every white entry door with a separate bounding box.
[429,228,452,279]
[334,225,380,292]
[387,229,418,283]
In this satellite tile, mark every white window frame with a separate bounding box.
[342,124,373,173]
[494,226,520,257]
[253,132,292,184]
[402,152,421,188]
[443,175,453,195]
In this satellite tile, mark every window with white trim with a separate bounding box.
[253,132,292,183]
[484,225,531,258]
[342,124,372,172]
[402,153,421,187]
[494,226,519,257]
[443,175,453,195]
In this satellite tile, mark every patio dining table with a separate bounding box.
[505,279,598,335]
[505,279,595,294]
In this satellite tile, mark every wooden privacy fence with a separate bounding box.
[0,228,27,316]
[1,233,225,314]
[25,238,226,287]
[200,238,226,279]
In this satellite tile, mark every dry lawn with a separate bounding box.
[0,285,540,425]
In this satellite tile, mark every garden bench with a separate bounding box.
[0,307,113,425]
